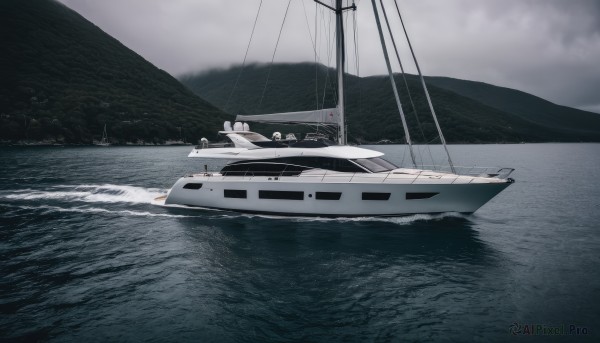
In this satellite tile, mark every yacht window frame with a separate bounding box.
[223,157,367,174]
[315,192,342,200]
[259,190,304,200]
[182,183,203,190]
[352,157,398,173]
[224,189,247,198]
[362,192,391,200]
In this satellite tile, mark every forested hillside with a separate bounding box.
[0,0,230,144]
[181,63,600,143]
[3,0,597,145]
[426,77,600,139]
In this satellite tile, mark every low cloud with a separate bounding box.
[56,0,600,112]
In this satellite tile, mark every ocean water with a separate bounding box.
[0,144,598,342]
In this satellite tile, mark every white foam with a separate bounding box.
[1,184,467,224]
[148,201,466,224]
[2,184,167,205]
[227,211,466,225]
[5,204,198,218]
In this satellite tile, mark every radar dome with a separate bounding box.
[233,122,243,131]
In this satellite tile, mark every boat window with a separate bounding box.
[246,163,285,176]
[353,158,398,173]
[220,164,249,176]
[183,183,203,190]
[223,157,365,174]
[221,162,307,176]
[273,157,365,173]
[281,165,306,176]
[224,189,247,198]
[362,192,391,200]
[259,190,304,200]
[315,192,342,200]
[406,192,438,200]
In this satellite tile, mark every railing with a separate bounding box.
[188,165,514,183]
[194,142,233,149]
[420,165,515,179]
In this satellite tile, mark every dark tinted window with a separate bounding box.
[221,163,307,176]
[406,192,438,200]
[362,192,391,200]
[353,158,398,173]
[220,163,248,176]
[183,183,203,190]
[225,157,365,173]
[315,192,342,200]
[291,157,364,172]
[224,189,247,198]
[259,190,304,200]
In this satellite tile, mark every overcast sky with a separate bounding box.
[56,0,600,113]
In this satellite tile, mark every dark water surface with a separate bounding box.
[1,144,598,342]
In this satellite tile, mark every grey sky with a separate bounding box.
[56,0,600,113]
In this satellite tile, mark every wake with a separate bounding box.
[242,212,468,225]
[1,184,166,205]
[1,184,467,224]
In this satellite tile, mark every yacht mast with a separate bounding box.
[335,0,346,145]
[315,0,355,145]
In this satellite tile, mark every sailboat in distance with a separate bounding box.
[94,124,110,146]
[162,0,514,216]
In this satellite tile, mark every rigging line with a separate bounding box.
[321,9,335,109]
[315,2,318,109]
[378,0,432,169]
[303,0,320,110]
[258,0,293,109]
[318,6,327,109]
[321,54,337,110]
[225,0,263,113]
[400,141,407,167]
[424,136,445,168]
[393,0,455,173]
[370,0,416,167]
[301,0,319,59]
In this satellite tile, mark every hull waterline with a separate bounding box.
[164,173,513,217]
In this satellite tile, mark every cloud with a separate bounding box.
[56,0,600,113]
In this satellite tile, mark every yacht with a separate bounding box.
[94,124,110,146]
[162,0,514,216]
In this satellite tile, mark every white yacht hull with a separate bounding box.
[164,171,512,217]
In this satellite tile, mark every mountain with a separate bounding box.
[426,77,600,139]
[180,63,600,143]
[0,0,229,144]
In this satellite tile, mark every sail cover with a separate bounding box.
[236,108,339,125]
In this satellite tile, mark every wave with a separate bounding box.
[3,204,198,218]
[1,184,467,224]
[1,184,166,205]
[148,198,463,223]
[151,203,467,225]
[248,212,468,225]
